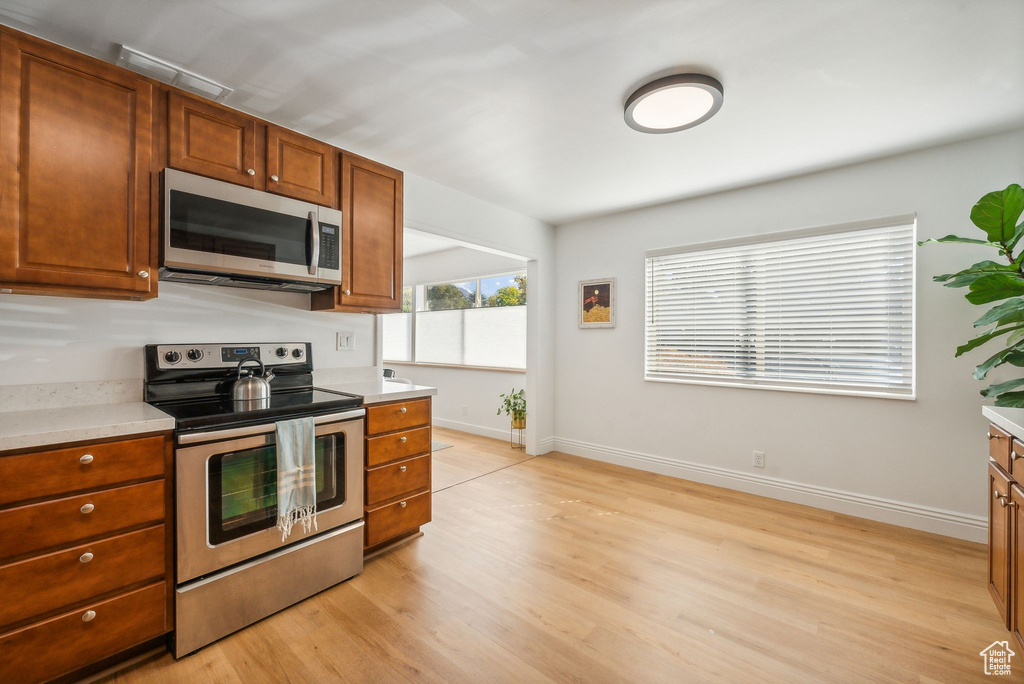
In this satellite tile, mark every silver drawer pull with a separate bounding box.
[399,436,407,443]
[79,552,94,564]
[270,174,279,182]
[79,453,94,464]
[399,501,407,508]
[1014,450,1023,461]
[82,610,96,622]
[399,465,407,472]
[80,503,95,514]
[399,407,407,414]
[989,432,998,440]
[247,168,256,176]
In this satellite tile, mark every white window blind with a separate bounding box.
[644,217,915,398]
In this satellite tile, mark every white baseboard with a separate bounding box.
[537,436,556,455]
[550,437,986,543]
[432,417,508,442]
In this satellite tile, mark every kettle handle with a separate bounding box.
[236,356,265,379]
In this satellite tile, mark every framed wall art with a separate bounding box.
[578,278,615,328]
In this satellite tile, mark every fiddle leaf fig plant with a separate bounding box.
[922,183,1024,406]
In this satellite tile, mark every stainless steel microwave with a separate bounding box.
[161,169,342,292]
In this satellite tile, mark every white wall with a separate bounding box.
[403,173,555,454]
[387,244,528,439]
[553,129,1024,541]
[0,283,376,387]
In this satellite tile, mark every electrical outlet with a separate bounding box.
[753,451,765,468]
[461,405,468,416]
[336,332,354,351]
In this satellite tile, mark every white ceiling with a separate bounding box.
[404,229,462,258]
[4,0,1022,224]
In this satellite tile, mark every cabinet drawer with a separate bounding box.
[990,424,1013,473]
[0,581,166,684]
[366,455,430,507]
[365,491,431,547]
[366,427,430,467]
[0,435,165,506]
[366,399,430,435]
[0,481,165,562]
[1011,439,1024,481]
[0,525,164,629]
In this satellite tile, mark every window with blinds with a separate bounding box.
[644,217,915,398]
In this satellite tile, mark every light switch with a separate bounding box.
[336,332,354,351]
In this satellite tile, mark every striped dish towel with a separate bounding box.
[275,417,318,541]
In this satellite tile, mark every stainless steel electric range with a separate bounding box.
[144,342,365,657]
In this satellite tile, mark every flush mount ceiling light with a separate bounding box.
[624,73,724,134]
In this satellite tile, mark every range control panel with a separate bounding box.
[156,343,308,370]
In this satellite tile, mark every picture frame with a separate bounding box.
[578,278,615,328]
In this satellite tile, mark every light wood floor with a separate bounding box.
[431,426,533,491]
[109,429,998,683]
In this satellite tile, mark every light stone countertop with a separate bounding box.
[0,402,175,452]
[319,379,437,405]
[984,406,1024,439]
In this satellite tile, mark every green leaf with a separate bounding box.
[974,297,1024,327]
[956,324,1024,356]
[974,344,1024,380]
[981,378,1024,397]
[995,391,1024,408]
[918,234,996,247]
[940,260,1018,288]
[971,184,1024,244]
[966,274,1024,305]
[1007,352,1024,367]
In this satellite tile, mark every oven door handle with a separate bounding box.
[177,408,365,445]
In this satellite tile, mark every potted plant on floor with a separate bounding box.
[498,388,526,428]
[920,182,1024,405]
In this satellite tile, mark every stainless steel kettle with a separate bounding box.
[232,356,275,404]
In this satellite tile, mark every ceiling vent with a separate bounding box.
[116,45,232,102]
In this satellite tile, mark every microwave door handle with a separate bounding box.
[308,210,320,276]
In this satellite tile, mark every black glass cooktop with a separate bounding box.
[150,388,362,433]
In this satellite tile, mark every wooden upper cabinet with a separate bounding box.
[0,34,154,298]
[312,153,402,313]
[266,125,337,207]
[168,91,257,186]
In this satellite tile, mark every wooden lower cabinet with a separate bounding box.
[990,460,1013,627]
[1013,484,1024,648]
[0,432,173,683]
[363,397,432,553]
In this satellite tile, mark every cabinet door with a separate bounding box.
[167,91,256,186]
[266,125,337,207]
[312,153,402,312]
[1013,484,1024,650]
[990,461,1013,628]
[0,34,154,297]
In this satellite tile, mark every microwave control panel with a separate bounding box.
[319,223,339,270]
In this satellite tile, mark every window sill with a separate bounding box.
[643,375,915,401]
[384,361,526,374]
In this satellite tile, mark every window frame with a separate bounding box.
[643,214,917,400]
[383,270,527,372]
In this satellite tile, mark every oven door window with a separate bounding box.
[208,433,344,545]
[169,190,311,265]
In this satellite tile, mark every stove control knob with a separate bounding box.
[292,348,304,359]
[276,347,289,358]
[186,348,203,362]
[164,350,181,364]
